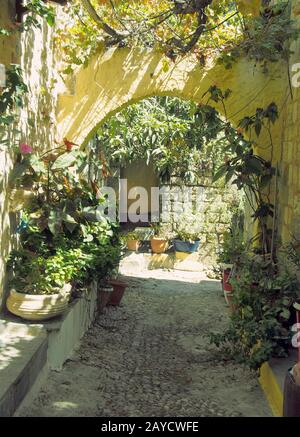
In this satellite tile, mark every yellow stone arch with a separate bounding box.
[57,46,288,149]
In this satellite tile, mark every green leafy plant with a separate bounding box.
[175,230,200,242]
[220,2,300,71]
[122,231,141,242]
[96,96,230,184]
[204,85,278,256]
[8,247,83,294]
[151,222,171,240]
[0,65,28,147]
[9,143,112,234]
[218,230,245,265]
[7,143,121,295]
[211,253,300,370]
[172,211,202,242]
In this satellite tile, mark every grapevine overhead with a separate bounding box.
[54,0,299,73]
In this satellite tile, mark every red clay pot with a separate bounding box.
[108,279,128,306]
[223,269,233,293]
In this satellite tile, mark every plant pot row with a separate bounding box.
[98,279,128,313]
[126,237,200,254]
[6,279,128,322]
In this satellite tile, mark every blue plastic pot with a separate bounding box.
[173,239,200,253]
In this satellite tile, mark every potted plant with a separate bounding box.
[123,231,141,251]
[150,223,169,254]
[6,250,72,321]
[6,145,122,319]
[172,212,202,254]
[108,270,128,306]
[217,230,245,302]
[211,254,300,371]
[173,230,201,254]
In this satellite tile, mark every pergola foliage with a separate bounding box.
[55,0,299,74]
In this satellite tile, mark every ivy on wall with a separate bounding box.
[0,65,28,148]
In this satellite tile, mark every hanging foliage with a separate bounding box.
[54,0,299,74]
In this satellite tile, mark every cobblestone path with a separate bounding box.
[17,270,271,417]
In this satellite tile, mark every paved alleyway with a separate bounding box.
[17,270,271,417]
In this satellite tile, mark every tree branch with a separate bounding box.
[80,0,127,40]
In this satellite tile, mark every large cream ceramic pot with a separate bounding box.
[6,285,71,321]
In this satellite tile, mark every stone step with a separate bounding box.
[0,321,47,417]
[0,282,98,416]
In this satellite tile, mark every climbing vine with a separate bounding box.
[0,65,28,148]
[54,0,299,74]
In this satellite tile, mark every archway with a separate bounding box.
[83,93,247,271]
[57,47,288,148]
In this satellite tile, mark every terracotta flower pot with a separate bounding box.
[223,268,233,293]
[108,279,128,306]
[127,239,140,251]
[150,237,168,254]
[6,285,71,321]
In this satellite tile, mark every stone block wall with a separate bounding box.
[160,181,242,264]
[277,1,300,246]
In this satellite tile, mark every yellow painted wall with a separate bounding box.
[57,48,287,147]
[0,1,60,309]
[120,160,159,219]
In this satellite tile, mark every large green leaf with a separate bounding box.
[245,157,263,175]
[48,210,63,235]
[213,164,227,182]
[29,154,46,174]
[62,212,77,224]
[52,152,77,170]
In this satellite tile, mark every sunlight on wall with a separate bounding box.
[0,2,60,309]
